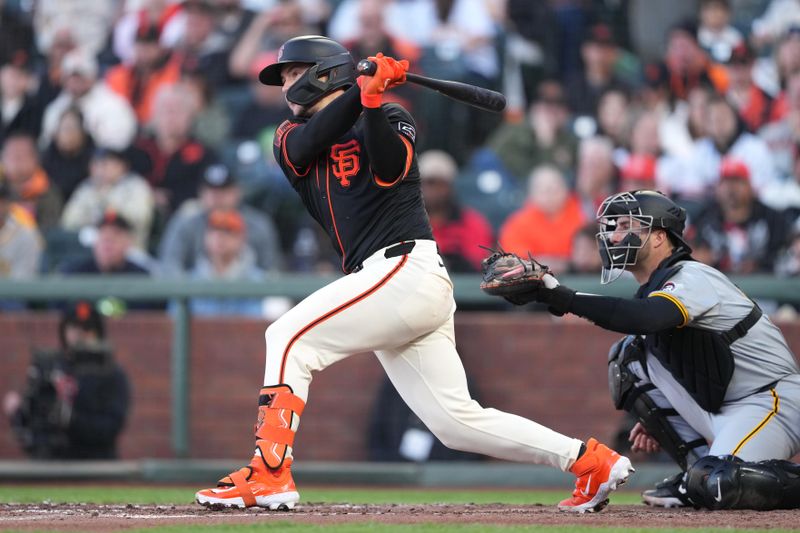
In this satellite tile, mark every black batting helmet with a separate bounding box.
[258,35,356,107]
[595,190,691,283]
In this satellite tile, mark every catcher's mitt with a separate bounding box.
[479,248,551,300]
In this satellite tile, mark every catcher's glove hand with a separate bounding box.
[480,248,552,305]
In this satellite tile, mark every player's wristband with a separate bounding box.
[360,92,382,108]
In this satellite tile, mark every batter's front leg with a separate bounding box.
[375,317,582,471]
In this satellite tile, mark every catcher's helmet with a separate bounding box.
[258,35,356,107]
[595,190,691,283]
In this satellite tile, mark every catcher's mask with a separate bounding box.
[258,35,356,107]
[595,190,691,284]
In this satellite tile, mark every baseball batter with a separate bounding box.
[490,190,800,510]
[194,35,634,513]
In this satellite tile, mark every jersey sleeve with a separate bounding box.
[368,103,416,188]
[647,264,719,327]
[382,103,418,145]
[273,119,311,182]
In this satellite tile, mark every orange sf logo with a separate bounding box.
[330,140,360,187]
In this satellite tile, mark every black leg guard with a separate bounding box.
[686,455,800,510]
[608,336,706,470]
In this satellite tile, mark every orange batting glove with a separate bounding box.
[357,52,409,108]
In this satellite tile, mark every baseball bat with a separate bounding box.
[357,59,506,113]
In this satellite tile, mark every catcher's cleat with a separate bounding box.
[558,438,635,513]
[195,455,299,510]
[642,472,690,508]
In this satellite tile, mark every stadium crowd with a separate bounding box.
[1,0,799,316]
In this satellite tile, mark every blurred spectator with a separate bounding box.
[367,375,483,462]
[230,60,290,140]
[596,87,632,156]
[498,0,557,115]
[32,27,77,108]
[575,136,617,218]
[0,50,43,145]
[723,41,778,132]
[663,19,725,102]
[212,0,256,55]
[0,173,42,279]
[341,0,420,110]
[187,209,265,317]
[691,157,790,273]
[770,29,800,122]
[61,147,155,251]
[41,48,137,151]
[1,132,62,230]
[228,1,314,79]
[618,153,658,192]
[129,83,215,218]
[58,210,151,276]
[760,70,800,182]
[158,163,282,276]
[697,0,743,63]
[106,19,182,123]
[40,107,94,202]
[689,94,779,196]
[566,223,603,274]
[566,23,632,118]
[762,145,800,210]
[750,0,800,51]
[499,164,586,273]
[4,301,129,459]
[33,0,114,57]
[0,2,34,66]
[418,150,492,273]
[171,0,231,87]
[113,0,184,65]
[181,72,231,150]
[486,80,578,183]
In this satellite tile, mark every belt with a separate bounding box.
[352,241,417,273]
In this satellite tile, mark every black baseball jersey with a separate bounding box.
[274,103,433,273]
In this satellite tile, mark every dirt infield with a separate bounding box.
[1,502,797,531]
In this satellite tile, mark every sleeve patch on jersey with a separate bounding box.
[661,282,676,292]
[397,121,416,143]
[274,120,296,147]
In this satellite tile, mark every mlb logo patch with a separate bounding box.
[398,121,416,142]
[661,282,676,292]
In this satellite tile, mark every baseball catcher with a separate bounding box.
[481,189,800,511]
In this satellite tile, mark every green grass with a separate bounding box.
[0,485,645,505]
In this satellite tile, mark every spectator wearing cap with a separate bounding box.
[112,0,184,65]
[0,49,44,146]
[187,208,266,317]
[688,93,779,198]
[40,107,94,203]
[618,154,658,193]
[171,0,231,89]
[418,150,493,273]
[58,209,152,277]
[0,173,43,280]
[158,163,282,276]
[61,147,155,250]
[499,164,586,274]
[486,79,578,183]
[106,19,182,123]
[565,23,632,118]
[1,132,62,231]
[129,83,215,218]
[691,157,790,273]
[697,0,743,64]
[722,42,777,132]
[40,48,137,151]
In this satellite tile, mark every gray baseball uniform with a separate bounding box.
[630,260,800,461]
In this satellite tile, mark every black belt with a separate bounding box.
[352,241,417,273]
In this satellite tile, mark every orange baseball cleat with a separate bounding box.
[195,455,299,510]
[558,438,635,513]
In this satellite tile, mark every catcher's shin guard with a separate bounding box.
[686,455,800,510]
[255,384,305,469]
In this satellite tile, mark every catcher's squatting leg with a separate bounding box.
[263,240,583,471]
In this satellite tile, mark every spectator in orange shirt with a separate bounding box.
[499,164,586,273]
[419,150,493,273]
[106,19,181,123]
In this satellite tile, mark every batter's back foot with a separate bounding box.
[558,438,635,513]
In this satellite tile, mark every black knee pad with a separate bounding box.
[686,455,800,510]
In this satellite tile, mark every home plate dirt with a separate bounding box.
[1,503,797,531]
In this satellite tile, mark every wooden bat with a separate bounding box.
[357,59,506,113]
